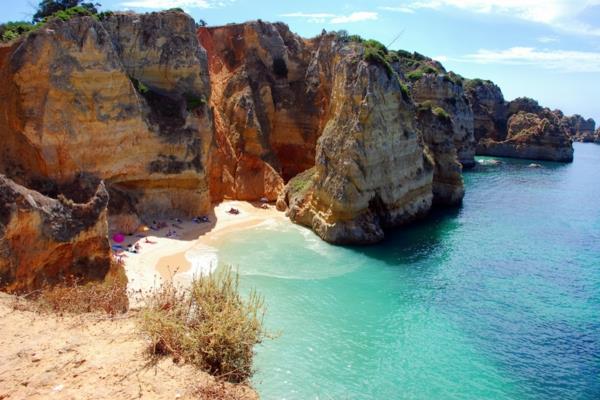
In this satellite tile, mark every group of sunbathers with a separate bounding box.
[193,215,210,223]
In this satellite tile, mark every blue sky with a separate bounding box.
[2,0,600,123]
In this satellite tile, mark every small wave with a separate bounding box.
[173,244,219,285]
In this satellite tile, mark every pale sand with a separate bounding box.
[113,201,288,297]
[0,293,257,399]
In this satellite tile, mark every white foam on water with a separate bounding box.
[297,226,332,257]
[173,243,219,286]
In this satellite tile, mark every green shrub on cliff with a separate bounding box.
[33,0,100,23]
[130,77,150,95]
[46,6,96,22]
[406,65,440,81]
[433,106,451,121]
[363,39,396,77]
[0,21,36,43]
[0,2,107,43]
[289,167,315,196]
[399,81,411,101]
[185,93,206,111]
[96,11,114,21]
[407,70,424,81]
[139,268,268,383]
[463,78,494,90]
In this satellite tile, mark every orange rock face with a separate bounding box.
[199,22,331,201]
[0,11,213,218]
[0,175,110,292]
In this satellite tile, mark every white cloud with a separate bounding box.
[383,0,600,36]
[280,12,336,23]
[281,11,378,24]
[120,0,223,8]
[378,6,415,14]
[330,12,378,24]
[538,36,559,43]
[433,55,448,62]
[460,47,600,72]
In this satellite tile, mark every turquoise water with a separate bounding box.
[216,143,600,399]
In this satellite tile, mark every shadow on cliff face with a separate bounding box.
[347,207,461,267]
[29,172,102,204]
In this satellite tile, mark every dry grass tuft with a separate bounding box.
[194,380,254,400]
[138,268,267,384]
[14,260,129,316]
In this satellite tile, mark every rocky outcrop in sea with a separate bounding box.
[477,110,574,162]
[556,112,597,143]
[465,83,577,161]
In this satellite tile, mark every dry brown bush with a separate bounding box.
[15,260,129,316]
[194,380,255,400]
[138,268,267,383]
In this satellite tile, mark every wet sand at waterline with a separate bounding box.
[111,201,287,296]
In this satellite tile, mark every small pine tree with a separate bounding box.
[33,0,101,23]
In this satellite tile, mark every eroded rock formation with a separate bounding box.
[199,22,331,202]
[409,75,476,168]
[0,11,213,218]
[280,45,433,244]
[557,113,596,142]
[202,24,436,243]
[464,79,507,142]
[417,106,464,206]
[477,110,574,162]
[466,86,577,160]
[0,175,110,292]
[303,55,433,244]
[0,12,589,248]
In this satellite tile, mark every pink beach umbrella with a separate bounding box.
[112,233,125,243]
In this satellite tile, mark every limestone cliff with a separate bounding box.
[556,112,596,143]
[0,175,110,292]
[198,22,329,202]
[202,25,438,243]
[417,106,464,206]
[463,79,507,142]
[507,97,544,116]
[277,41,434,244]
[466,86,576,161]
[408,74,476,168]
[0,10,213,218]
[477,110,574,162]
[2,13,587,248]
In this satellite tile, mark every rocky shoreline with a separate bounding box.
[0,9,595,288]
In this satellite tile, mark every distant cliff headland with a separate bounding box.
[0,8,597,290]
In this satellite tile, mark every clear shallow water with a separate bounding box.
[215,143,600,400]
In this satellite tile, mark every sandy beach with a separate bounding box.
[110,201,288,298]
